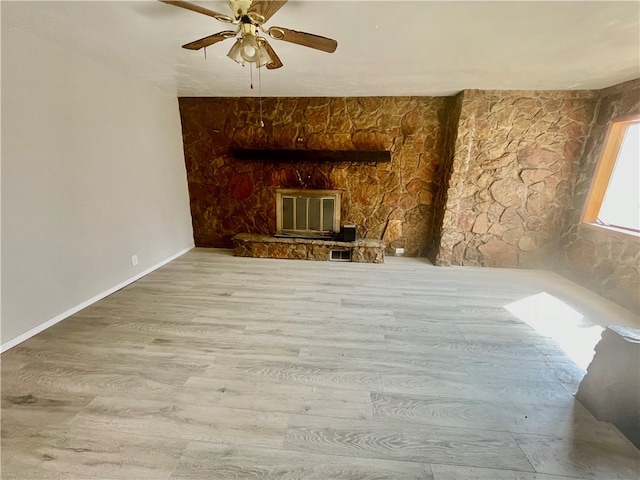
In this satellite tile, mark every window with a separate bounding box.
[583,115,640,236]
[276,189,341,237]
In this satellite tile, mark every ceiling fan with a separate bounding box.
[160,0,338,70]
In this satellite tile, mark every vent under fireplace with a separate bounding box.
[330,249,352,262]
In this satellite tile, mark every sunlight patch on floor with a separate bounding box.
[505,292,603,369]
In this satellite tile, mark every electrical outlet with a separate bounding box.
[131,254,138,266]
[395,248,405,255]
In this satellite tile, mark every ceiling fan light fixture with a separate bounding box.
[254,38,274,67]
[227,35,273,67]
[227,38,245,64]
[240,34,260,62]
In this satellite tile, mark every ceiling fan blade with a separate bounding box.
[182,31,236,50]
[268,26,337,53]
[248,1,288,23]
[259,38,283,69]
[159,0,234,23]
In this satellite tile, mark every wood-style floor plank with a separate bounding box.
[2,422,187,480]
[178,376,373,420]
[430,464,585,480]
[170,441,433,480]
[371,392,625,440]
[284,414,535,471]
[68,395,289,449]
[381,371,574,406]
[512,432,640,479]
[202,357,385,391]
[2,248,639,480]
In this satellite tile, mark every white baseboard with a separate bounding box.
[1,244,195,353]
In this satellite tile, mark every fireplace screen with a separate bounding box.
[276,189,341,237]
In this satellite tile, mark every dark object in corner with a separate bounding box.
[342,225,356,242]
[576,325,640,449]
[233,149,391,163]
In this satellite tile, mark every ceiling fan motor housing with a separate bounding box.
[229,0,254,20]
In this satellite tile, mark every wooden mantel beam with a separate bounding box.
[232,149,391,163]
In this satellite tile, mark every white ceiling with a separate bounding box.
[3,1,639,97]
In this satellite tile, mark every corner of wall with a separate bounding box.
[1,245,194,353]
[555,78,640,314]
[432,92,465,265]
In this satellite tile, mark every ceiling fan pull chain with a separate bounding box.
[204,46,207,60]
[259,65,264,127]
[250,61,254,90]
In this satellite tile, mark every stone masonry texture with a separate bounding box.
[435,89,598,268]
[179,97,452,257]
[178,81,639,314]
[558,79,640,313]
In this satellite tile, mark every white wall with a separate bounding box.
[1,11,194,348]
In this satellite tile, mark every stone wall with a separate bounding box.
[179,97,451,256]
[429,93,463,262]
[177,85,638,313]
[558,79,640,313]
[435,90,597,268]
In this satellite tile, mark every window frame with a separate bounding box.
[581,114,640,238]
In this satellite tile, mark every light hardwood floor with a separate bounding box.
[2,248,639,479]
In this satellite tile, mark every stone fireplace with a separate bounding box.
[229,185,384,263]
[178,96,451,257]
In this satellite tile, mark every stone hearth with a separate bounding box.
[232,234,384,263]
